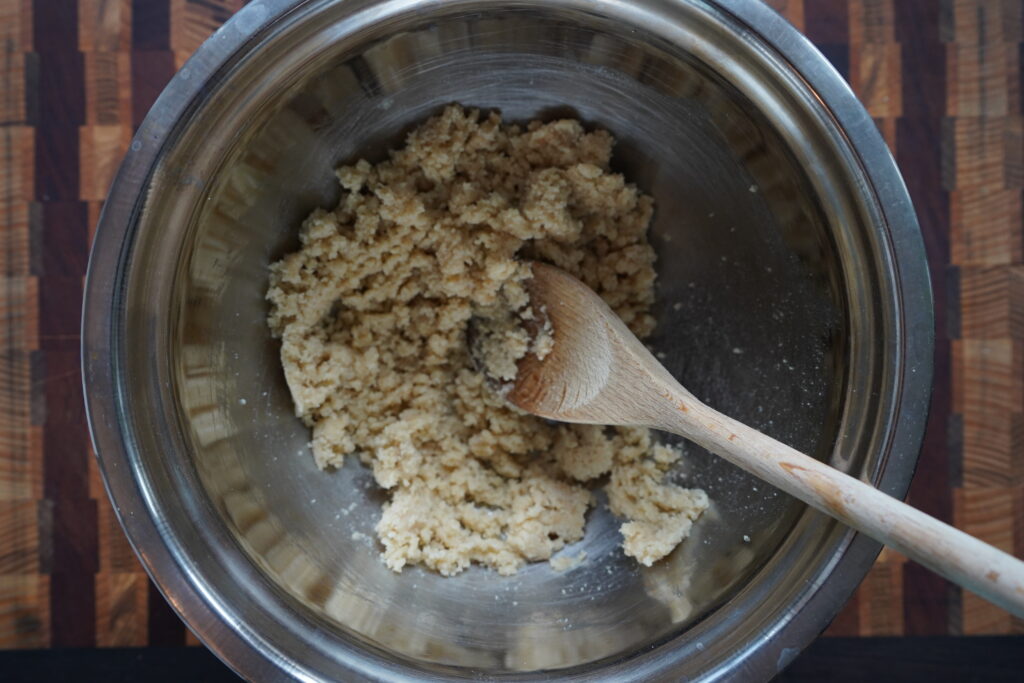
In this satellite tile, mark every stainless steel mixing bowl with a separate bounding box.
[82,0,933,679]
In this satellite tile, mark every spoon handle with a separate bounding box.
[516,261,1024,615]
[657,395,1024,618]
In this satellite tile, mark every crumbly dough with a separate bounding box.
[550,551,588,573]
[472,299,554,384]
[267,105,708,576]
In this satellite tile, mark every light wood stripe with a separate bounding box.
[949,0,1023,46]
[0,0,33,55]
[84,52,133,126]
[955,485,1015,555]
[0,127,34,216]
[947,42,1019,117]
[962,408,1022,487]
[0,51,27,126]
[79,125,131,202]
[952,190,1024,266]
[850,0,894,44]
[956,485,1017,633]
[0,501,39,575]
[949,117,1024,191]
[962,589,1015,634]
[766,0,806,32]
[851,40,902,118]
[0,574,49,648]
[953,339,1023,415]
[959,266,1024,337]
[95,572,148,647]
[78,0,132,53]
[170,0,245,60]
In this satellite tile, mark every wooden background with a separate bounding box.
[1,0,1022,651]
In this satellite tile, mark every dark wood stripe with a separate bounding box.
[895,0,947,119]
[904,561,960,637]
[132,0,171,51]
[946,265,961,342]
[823,593,860,636]
[38,205,87,350]
[945,264,962,494]
[894,0,954,636]
[897,132,955,628]
[1019,43,1024,117]
[947,412,964,489]
[804,0,850,44]
[32,0,96,650]
[40,202,88,298]
[147,580,186,646]
[33,2,83,201]
[131,50,176,128]
[43,351,96,647]
[42,303,94,648]
[804,0,850,80]
[894,76,950,496]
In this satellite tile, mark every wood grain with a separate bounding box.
[946,0,1024,635]
[0,0,43,652]
[952,190,1024,266]
[0,0,1019,651]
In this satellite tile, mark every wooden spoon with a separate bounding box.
[507,261,1024,617]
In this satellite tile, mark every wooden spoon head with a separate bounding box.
[507,262,619,421]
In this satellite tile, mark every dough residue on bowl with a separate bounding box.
[267,104,708,576]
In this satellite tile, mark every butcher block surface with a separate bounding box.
[0,0,1022,651]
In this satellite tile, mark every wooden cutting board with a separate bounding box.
[0,0,1020,649]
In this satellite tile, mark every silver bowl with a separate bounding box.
[83,0,933,680]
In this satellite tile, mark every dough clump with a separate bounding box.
[267,105,708,576]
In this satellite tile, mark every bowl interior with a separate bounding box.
[114,1,895,678]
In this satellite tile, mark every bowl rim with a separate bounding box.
[82,0,934,680]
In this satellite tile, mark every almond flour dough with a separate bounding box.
[267,105,709,576]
